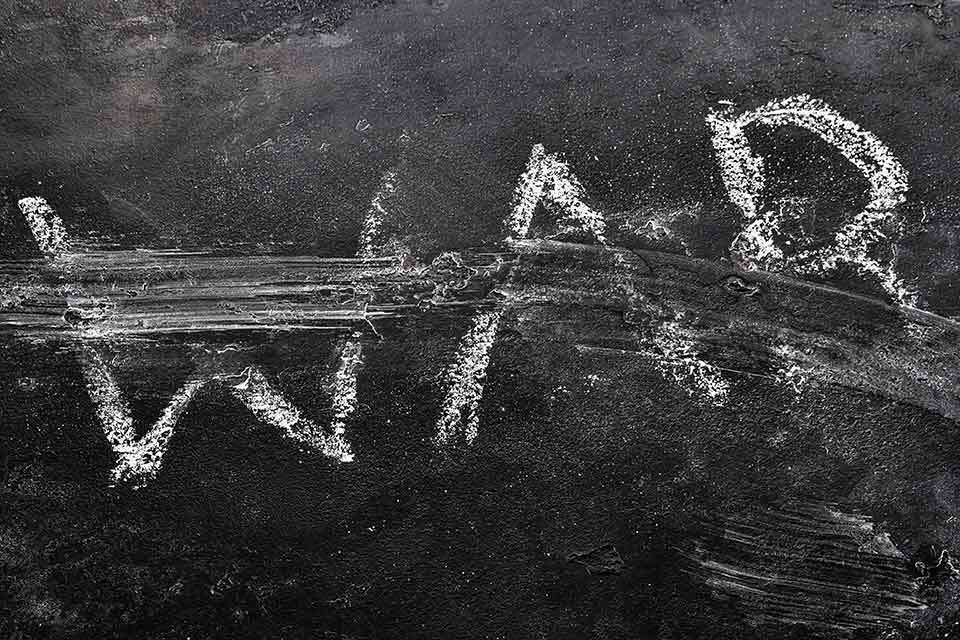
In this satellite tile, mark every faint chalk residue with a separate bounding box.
[357,135,409,259]
[329,335,364,436]
[650,314,729,403]
[506,143,607,244]
[771,344,814,397]
[231,366,354,462]
[707,94,912,303]
[435,308,503,445]
[357,168,398,260]
[18,197,68,257]
[80,346,205,485]
[619,201,700,255]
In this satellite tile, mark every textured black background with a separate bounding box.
[4,1,960,638]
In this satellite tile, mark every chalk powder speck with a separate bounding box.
[706,94,912,303]
[507,143,607,243]
[18,196,68,257]
[435,308,504,445]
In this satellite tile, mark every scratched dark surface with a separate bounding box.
[4,1,960,639]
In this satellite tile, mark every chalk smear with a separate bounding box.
[650,315,729,403]
[771,344,813,397]
[17,196,68,257]
[435,308,503,445]
[707,94,912,303]
[507,144,607,244]
[680,502,924,632]
[620,202,700,255]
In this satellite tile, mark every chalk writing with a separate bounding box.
[707,94,912,303]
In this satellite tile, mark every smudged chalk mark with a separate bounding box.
[506,144,607,244]
[680,502,925,632]
[80,345,206,485]
[650,314,729,403]
[17,197,68,257]
[771,343,814,397]
[231,366,354,462]
[707,94,912,303]
[435,308,503,446]
[329,334,363,437]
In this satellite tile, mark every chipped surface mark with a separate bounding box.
[650,314,729,403]
[435,308,503,446]
[231,366,354,462]
[506,144,607,244]
[17,197,68,257]
[568,543,625,575]
[680,502,925,633]
[79,345,205,485]
[329,335,364,437]
[707,95,911,303]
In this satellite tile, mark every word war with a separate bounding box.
[2,95,958,489]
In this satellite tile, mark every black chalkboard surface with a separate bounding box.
[3,2,960,639]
